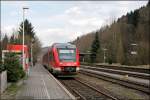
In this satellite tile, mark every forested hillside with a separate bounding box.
[72,2,150,65]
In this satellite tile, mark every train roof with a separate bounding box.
[52,43,76,49]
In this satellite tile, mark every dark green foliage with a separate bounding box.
[127,9,139,27]
[0,60,5,73]
[108,58,112,64]
[90,32,100,63]
[18,19,35,39]
[10,34,15,44]
[3,53,25,82]
[0,65,4,73]
[90,54,96,63]
[2,34,9,50]
[18,19,41,64]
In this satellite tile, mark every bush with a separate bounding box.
[108,58,113,64]
[0,64,5,73]
[3,52,25,82]
[0,60,5,73]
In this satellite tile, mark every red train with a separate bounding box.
[42,43,80,76]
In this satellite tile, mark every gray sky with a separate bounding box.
[1,1,148,47]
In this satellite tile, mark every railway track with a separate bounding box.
[81,65,150,79]
[80,69,150,94]
[82,64,150,74]
[59,78,118,100]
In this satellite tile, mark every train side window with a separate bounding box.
[49,52,52,60]
[49,52,53,61]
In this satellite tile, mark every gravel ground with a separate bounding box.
[60,78,111,100]
[77,73,150,100]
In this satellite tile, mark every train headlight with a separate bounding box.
[76,67,80,71]
[74,62,77,64]
[55,68,61,71]
[60,62,63,64]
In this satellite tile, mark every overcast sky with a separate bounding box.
[1,1,148,47]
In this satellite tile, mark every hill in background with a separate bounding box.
[72,2,150,65]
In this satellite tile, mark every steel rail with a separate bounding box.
[81,65,150,79]
[60,80,86,100]
[60,78,118,100]
[80,70,150,94]
[75,78,118,100]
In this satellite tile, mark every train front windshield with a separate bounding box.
[58,49,76,62]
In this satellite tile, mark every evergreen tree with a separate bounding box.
[18,19,41,64]
[18,19,35,40]
[3,52,25,82]
[2,34,9,50]
[10,29,20,44]
[90,32,100,63]
[18,19,35,62]
[10,34,15,44]
[127,10,139,27]
[0,60,4,73]
[15,34,22,44]
[133,9,139,27]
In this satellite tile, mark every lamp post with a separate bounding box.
[22,7,29,71]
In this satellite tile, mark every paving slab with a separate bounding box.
[16,64,75,99]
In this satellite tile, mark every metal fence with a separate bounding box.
[0,71,7,93]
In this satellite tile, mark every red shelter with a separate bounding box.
[6,44,29,71]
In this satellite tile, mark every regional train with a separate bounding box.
[42,43,80,76]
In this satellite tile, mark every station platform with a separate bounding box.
[16,64,75,99]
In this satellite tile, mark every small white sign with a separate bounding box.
[131,51,137,55]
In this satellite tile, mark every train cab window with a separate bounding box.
[57,49,76,62]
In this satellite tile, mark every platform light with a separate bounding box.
[22,7,29,71]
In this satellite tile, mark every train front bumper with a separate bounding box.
[52,67,80,75]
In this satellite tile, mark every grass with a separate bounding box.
[1,82,22,99]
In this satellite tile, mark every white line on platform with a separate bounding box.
[41,75,50,99]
